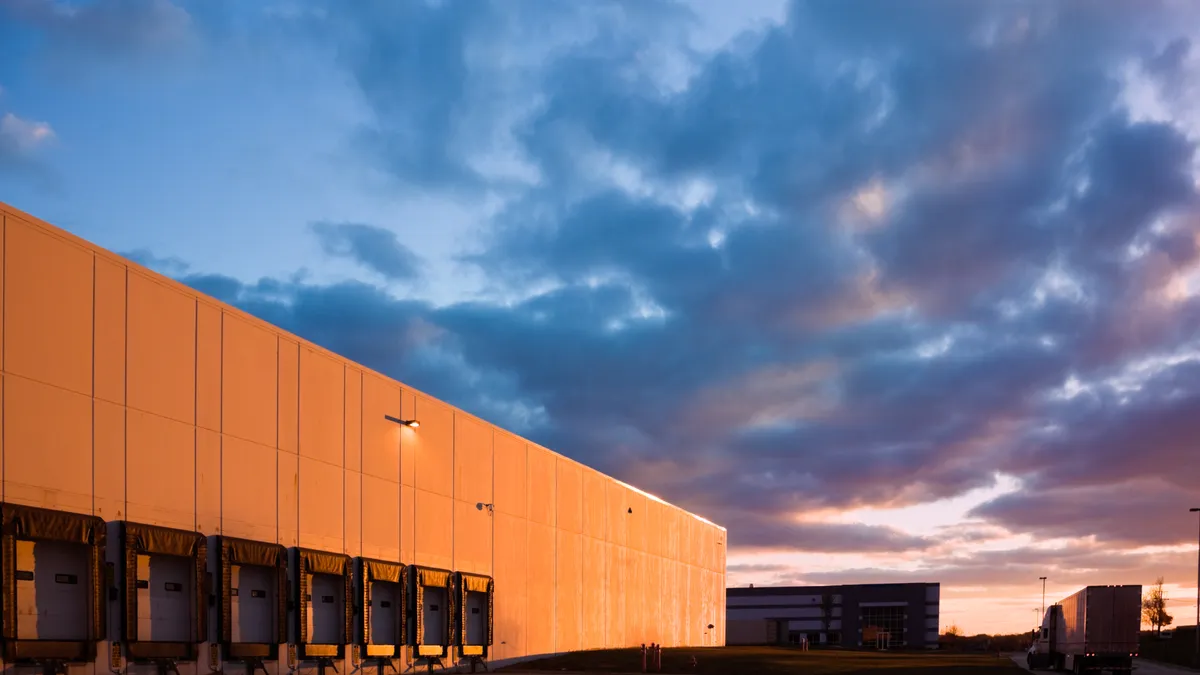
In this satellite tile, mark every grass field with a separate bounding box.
[497,646,1023,674]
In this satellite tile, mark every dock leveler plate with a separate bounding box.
[291,548,352,662]
[217,536,287,668]
[119,522,208,664]
[0,503,106,666]
[455,573,493,660]
[409,566,454,659]
[356,558,406,659]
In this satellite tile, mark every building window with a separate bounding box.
[861,606,907,648]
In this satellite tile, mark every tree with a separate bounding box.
[945,624,963,637]
[1142,577,1174,635]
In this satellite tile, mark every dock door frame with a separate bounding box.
[0,503,107,663]
[119,522,208,662]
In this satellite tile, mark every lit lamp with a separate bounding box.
[384,415,420,428]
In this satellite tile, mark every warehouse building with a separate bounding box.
[726,583,940,649]
[0,201,727,675]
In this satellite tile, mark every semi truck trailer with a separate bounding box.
[1027,585,1142,674]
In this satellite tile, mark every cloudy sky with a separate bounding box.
[4,0,1200,635]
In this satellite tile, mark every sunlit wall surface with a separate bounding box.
[0,201,728,672]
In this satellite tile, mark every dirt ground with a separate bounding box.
[497,646,1023,674]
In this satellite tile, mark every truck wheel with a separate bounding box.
[1027,654,1034,670]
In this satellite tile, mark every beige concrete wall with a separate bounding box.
[0,201,727,674]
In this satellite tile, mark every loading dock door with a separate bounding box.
[358,558,405,658]
[422,587,447,647]
[308,574,344,645]
[1,503,106,663]
[293,549,351,661]
[138,554,193,642]
[219,536,287,659]
[232,564,275,644]
[369,581,400,650]
[15,540,90,641]
[463,592,487,647]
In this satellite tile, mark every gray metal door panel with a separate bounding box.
[232,564,275,644]
[369,581,399,645]
[464,592,487,646]
[422,588,447,646]
[16,540,90,640]
[139,554,193,642]
[308,574,343,644]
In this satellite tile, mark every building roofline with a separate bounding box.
[727,582,940,596]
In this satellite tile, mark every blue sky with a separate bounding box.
[4,0,1200,634]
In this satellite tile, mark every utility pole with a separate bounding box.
[1040,577,1048,619]
[1190,508,1199,667]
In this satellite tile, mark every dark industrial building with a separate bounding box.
[726,583,940,649]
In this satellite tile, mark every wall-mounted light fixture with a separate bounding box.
[384,415,420,428]
[476,503,494,514]
[627,507,633,514]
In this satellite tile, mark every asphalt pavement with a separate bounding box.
[1009,654,1197,675]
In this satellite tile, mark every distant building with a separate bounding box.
[725,583,940,649]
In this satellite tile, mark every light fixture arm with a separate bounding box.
[384,415,420,428]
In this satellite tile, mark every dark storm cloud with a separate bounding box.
[310,221,423,282]
[970,479,1200,547]
[115,0,1200,558]
[722,510,933,554]
[323,0,691,192]
[453,0,1200,539]
[1143,37,1193,94]
[789,545,1197,591]
[1069,118,1197,253]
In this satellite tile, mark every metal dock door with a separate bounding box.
[140,554,193,642]
[308,573,345,644]
[15,540,90,640]
[422,587,447,646]
[369,581,400,649]
[464,592,487,647]
[232,564,275,644]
